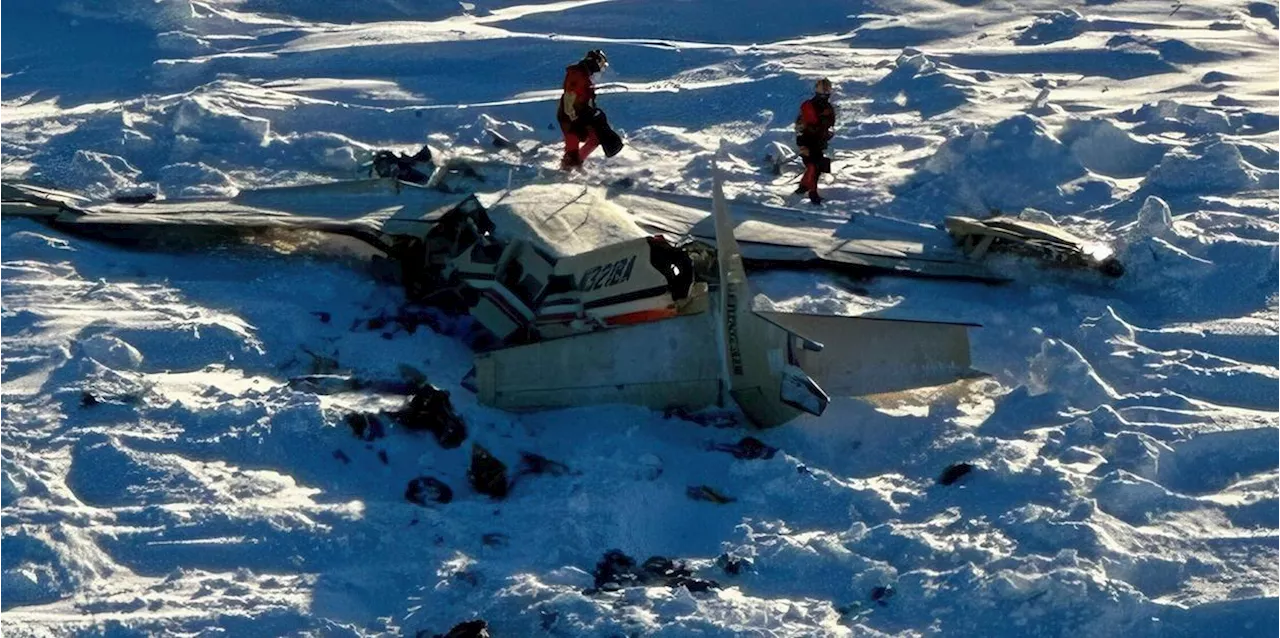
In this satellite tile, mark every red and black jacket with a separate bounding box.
[795,95,836,148]
[558,61,597,122]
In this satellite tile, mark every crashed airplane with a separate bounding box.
[2,157,986,427]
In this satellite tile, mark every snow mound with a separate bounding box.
[1128,196,1174,240]
[73,151,142,192]
[1122,99,1234,137]
[1058,118,1167,178]
[78,333,144,370]
[1,532,76,610]
[270,131,373,172]
[1027,338,1119,410]
[173,94,271,147]
[1017,207,1059,226]
[460,114,539,150]
[1105,34,1224,64]
[1143,142,1267,194]
[158,162,239,198]
[67,433,213,507]
[872,51,973,118]
[1014,10,1086,45]
[1094,431,1172,481]
[1,471,24,505]
[1090,469,1186,524]
[893,114,1112,217]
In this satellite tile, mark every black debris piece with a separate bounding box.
[113,192,157,204]
[467,444,509,499]
[332,449,351,464]
[431,619,489,638]
[377,449,389,465]
[516,452,573,478]
[870,585,896,606]
[539,610,559,631]
[405,476,453,505]
[390,385,468,448]
[344,412,385,441]
[590,550,720,594]
[311,311,331,323]
[716,552,753,576]
[593,549,640,590]
[709,436,778,460]
[368,147,434,184]
[686,485,736,504]
[482,532,509,547]
[938,462,975,486]
[80,391,99,408]
[489,129,513,150]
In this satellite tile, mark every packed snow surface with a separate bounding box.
[2,0,1277,636]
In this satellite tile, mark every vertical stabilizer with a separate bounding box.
[711,169,828,426]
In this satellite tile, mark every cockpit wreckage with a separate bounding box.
[3,156,1012,427]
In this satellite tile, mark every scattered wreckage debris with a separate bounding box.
[339,383,467,447]
[716,552,753,576]
[686,485,736,504]
[870,585,897,606]
[945,214,1124,277]
[405,476,454,505]
[390,385,468,449]
[514,451,574,478]
[481,532,509,547]
[708,436,778,460]
[467,444,510,499]
[344,412,384,441]
[428,619,490,638]
[589,550,719,594]
[366,145,435,185]
[938,462,976,486]
[3,162,987,428]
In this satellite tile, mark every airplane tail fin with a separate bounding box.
[711,169,830,426]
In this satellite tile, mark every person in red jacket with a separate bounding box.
[794,78,837,205]
[558,49,608,171]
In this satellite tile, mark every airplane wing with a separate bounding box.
[608,190,1006,283]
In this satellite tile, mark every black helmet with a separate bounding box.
[584,49,608,73]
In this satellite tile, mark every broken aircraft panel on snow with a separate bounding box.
[945,214,1125,278]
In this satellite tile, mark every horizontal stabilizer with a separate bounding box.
[757,311,979,396]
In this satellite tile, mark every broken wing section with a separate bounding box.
[472,312,721,412]
[756,311,979,396]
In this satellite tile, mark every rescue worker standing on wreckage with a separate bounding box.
[794,78,837,205]
[558,49,623,171]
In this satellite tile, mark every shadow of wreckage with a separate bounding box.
[1,155,999,427]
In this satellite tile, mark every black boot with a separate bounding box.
[808,192,824,206]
